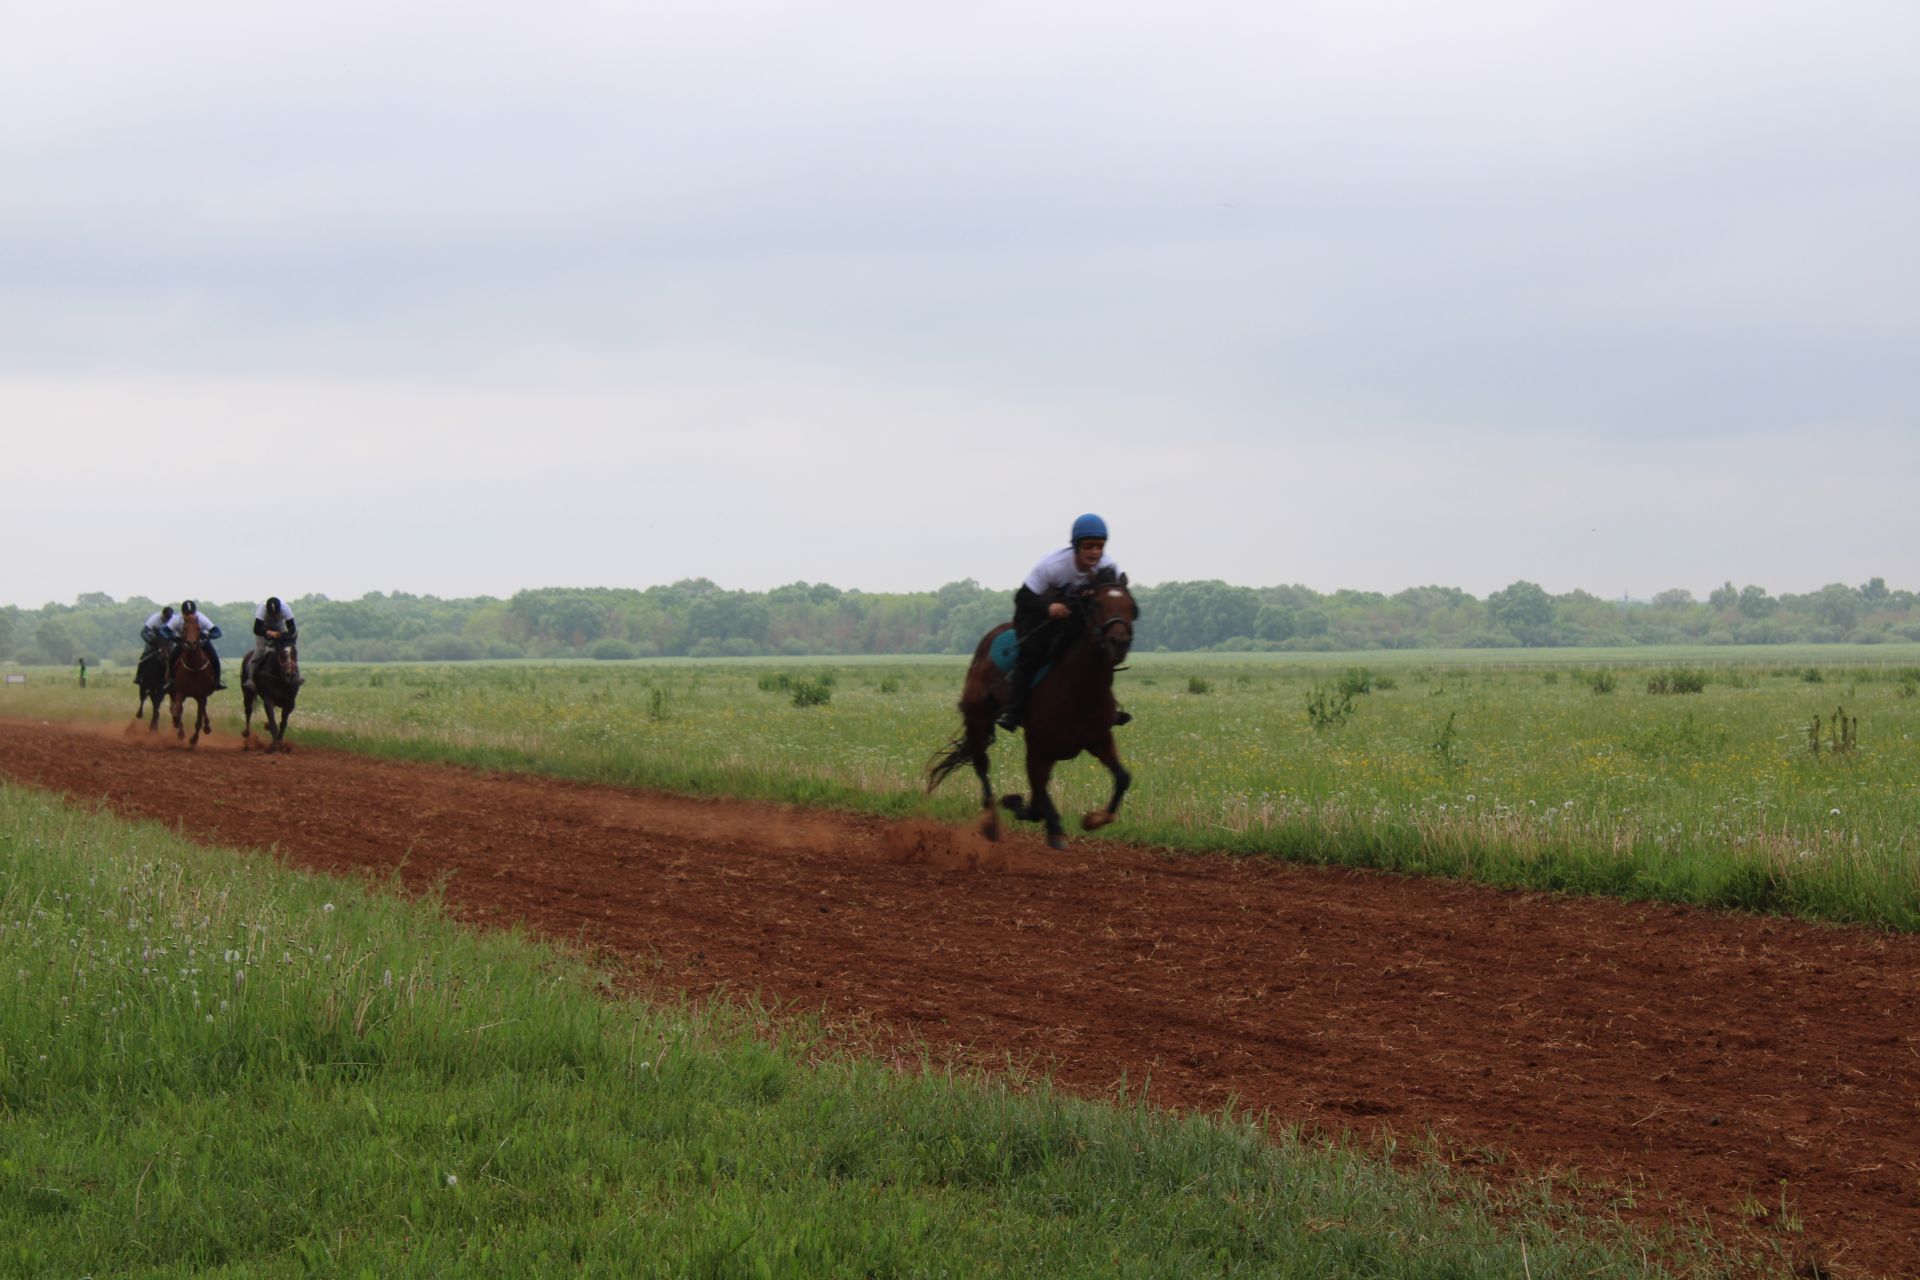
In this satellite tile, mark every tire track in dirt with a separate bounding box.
[3,717,1916,1276]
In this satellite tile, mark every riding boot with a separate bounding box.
[1114,707,1133,727]
[210,652,228,691]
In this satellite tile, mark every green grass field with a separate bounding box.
[0,784,1735,1277]
[9,644,1920,929]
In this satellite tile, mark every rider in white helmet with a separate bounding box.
[247,596,303,689]
[166,600,227,690]
[136,605,175,683]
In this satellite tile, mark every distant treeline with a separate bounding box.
[4,578,1918,665]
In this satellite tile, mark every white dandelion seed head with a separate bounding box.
[322,903,335,913]
[1829,808,1841,817]
[445,1173,458,1187]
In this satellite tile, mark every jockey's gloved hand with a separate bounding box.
[206,626,222,640]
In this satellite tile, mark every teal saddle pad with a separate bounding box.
[989,629,1053,684]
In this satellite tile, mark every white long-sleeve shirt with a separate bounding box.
[167,611,217,638]
[1022,547,1121,595]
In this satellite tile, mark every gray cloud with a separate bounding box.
[3,0,1916,606]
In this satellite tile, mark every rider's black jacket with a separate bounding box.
[254,617,297,640]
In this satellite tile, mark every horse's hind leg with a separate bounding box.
[241,690,256,750]
[967,720,998,840]
[1082,733,1132,832]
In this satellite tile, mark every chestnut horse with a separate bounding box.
[928,574,1137,849]
[241,638,301,753]
[168,614,218,747]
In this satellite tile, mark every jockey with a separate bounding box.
[166,600,227,690]
[136,606,175,680]
[247,596,303,689]
[998,513,1126,731]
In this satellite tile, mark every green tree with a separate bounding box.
[34,618,78,664]
[1486,581,1552,644]
[1737,585,1775,619]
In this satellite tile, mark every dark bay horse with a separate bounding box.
[133,647,168,732]
[168,614,218,747]
[241,639,301,753]
[928,574,1137,849]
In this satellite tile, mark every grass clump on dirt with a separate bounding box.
[0,783,1732,1278]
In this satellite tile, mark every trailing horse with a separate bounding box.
[928,573,1137,849]
[241,638,301,753]
[133,646,168,732]
[241,637,301,752]
[168,613,219,748]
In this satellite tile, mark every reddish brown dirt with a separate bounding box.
[3,718,1917,1276]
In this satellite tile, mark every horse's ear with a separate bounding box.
[1119,573,1128,587]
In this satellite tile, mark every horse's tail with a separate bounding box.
[926,730,974,793]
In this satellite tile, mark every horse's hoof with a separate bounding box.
[978,814,1000,842]
[1046,834,1068,851]
[1000,795,1023,813]
[1082,811,1113,831]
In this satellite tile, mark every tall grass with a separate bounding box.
[0,784,1733,1276]
[8,647,1920,927]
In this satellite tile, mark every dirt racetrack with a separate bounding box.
[2,717,1917,1276]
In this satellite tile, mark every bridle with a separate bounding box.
[1080,589,1136,667]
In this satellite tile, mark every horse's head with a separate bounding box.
[1081,571,1137,665]
[274,640,300,681]
[179,613,202,646]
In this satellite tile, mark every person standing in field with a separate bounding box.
[167,600,227,690]
[247,596,303,689]
[998,513,1128,731]
[77,657,86,687]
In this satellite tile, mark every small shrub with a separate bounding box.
[1429,711,1462,769]
[588,638,637,661]
[1646,669,1707,695]
[1581,670,1617,695]
[1187,676,1213,695]
[877,676,900,694]
[1336,667,1374,697]
[1305,684,1353,729]
[790,680,832,708]
[757,672,793,693]
[1541,671,1559,685]
[646,687,668,721]
[1801,667,1825,684]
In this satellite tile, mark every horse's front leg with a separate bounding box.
[965,714,998,839]
[170,693,185,741]
[1082,733,1132,832]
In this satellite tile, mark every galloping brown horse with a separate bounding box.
[928,574,1137,849]
[133,646,168,732]
[168,613,218,747]
[241,639,300,753]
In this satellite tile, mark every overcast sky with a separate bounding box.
[4,0,1915,608]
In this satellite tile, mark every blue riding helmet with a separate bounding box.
[1070,513,1108,544]
[181,599,198,614]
